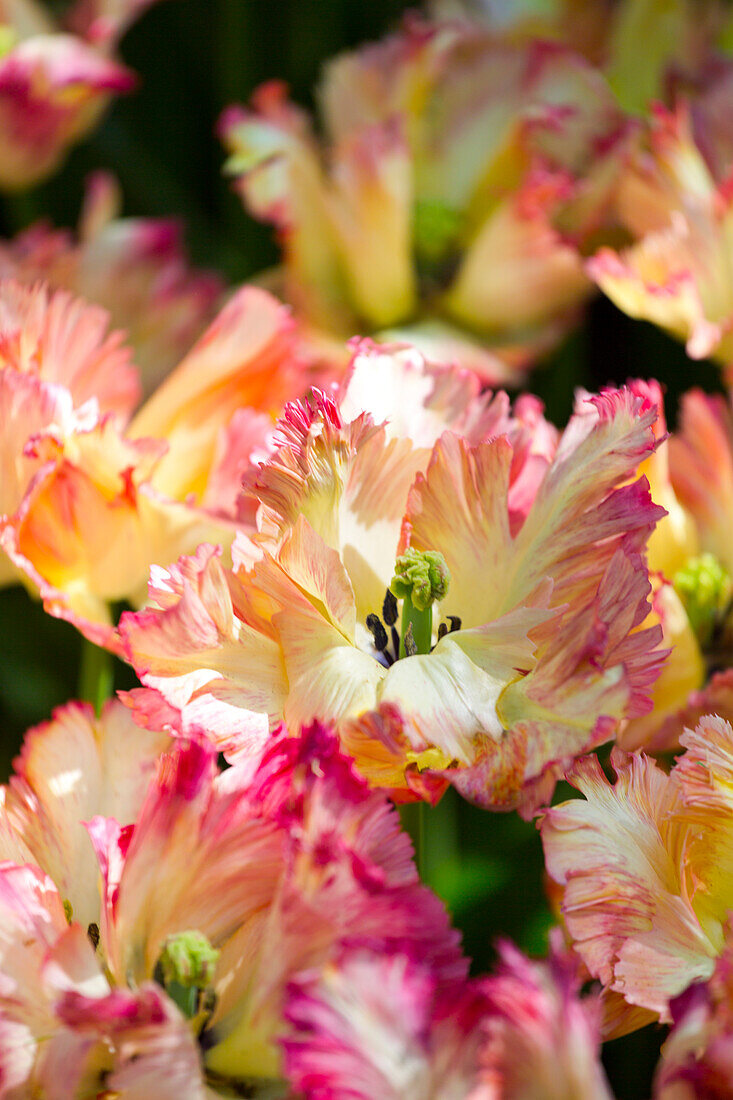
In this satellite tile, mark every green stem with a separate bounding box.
[399,592,432,657]
[77,638,114,716]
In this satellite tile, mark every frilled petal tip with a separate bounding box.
[119,543,288,758]
[588,246,725,362]
[0,173,223,398]
[0,35,135,189]
[0,277,139,419]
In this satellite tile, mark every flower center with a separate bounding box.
[154,929,220,1020]
[365,550,460,663]
[674,552,732,648]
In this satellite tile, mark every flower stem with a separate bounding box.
[78,638,114,716]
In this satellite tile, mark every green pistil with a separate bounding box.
[155,930,219,1019]
[390,548,450,657]
[413,199,463,266]
[674,553,732,647]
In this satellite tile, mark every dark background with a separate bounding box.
[0,3,719,1093]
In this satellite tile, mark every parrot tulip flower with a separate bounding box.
[221,17,633,385]
[121,346,665,812]
[541,713,733,1031]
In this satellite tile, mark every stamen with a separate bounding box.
[87,922,100,950]
[404,622,417,657]
[366,613,388,652]
[382,589,398,626]
[448,615,462,633]
[437,621,448,641]
[391,625,400,656]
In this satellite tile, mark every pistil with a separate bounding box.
[390,548,450,657]
[155,930,220,1020]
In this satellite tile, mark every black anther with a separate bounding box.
[404,622,417,657]
[382,589,398,626]
[437,621,448,641]
[87,922,100,950]
[366,613,388,651]
[448,615,462,633]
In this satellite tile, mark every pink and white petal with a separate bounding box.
[284,949,486,1100]
[338,338,534,451]
[480,937,613,1100]
[3,699,168,927]
[249,397,422,621]
[96,739,285,987]
[54,983,207,1099]
[0,863,105,1093]
[506,386,661,611]
[339,340,474,442]
[540,752,718,1019]
[493,541,665,803]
